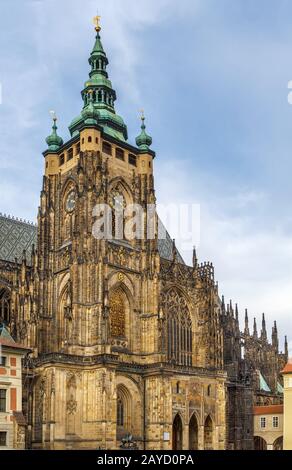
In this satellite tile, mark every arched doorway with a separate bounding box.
[273,436,283,450]
[189,413,198,450]
[172,414,183,450]
[204,415,213,450]
[116,385,132,440]
[254,436,267,450]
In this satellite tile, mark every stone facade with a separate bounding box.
[0,20,288,450]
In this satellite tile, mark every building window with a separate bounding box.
[116,147,124,161]
[273,416,279,428]
[82,138,85,144]
[109,288,126,338]
[59,153,65,166]
[0,389,6,412]
[128,154,137,166]
[260,417,266,429]
[88,136,92,143]
[95,137,98,144]
[176,381,180,394]
[117,398,124,426]
[0,432,6,446]
[102,141,112,155]
[0,357,6,367]
[75,143,80,155]
[162,288,192,366]
[207,385,211,396]
[67,148,73,161]
[0,288,11,324]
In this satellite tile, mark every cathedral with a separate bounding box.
[0,18,288,450]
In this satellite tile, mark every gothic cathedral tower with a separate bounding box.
[28,18,227,450]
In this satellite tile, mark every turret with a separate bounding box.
[136,113,153,153]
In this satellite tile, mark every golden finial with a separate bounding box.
[93,15,101,32]
[140,109,145,121]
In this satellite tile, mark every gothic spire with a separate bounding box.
[221,295,226,315]
[192,246,198,269]
[261,313,267,341]
[69,16,128,141]
[244,309,250,336]
[253,317,258,338]
[272,320,279,352]
[285,336,289,360]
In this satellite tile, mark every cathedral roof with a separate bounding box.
[282,360,292,374]
[0,213,183,265]
[158,219,184,264]
[0,213,37,264]
[0,323,30,351]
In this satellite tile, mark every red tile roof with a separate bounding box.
[282,361,292,374]
[0,337,30,352]
[254,405,283,415]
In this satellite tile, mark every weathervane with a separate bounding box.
[93,14,101,32]
[49,110,57,123]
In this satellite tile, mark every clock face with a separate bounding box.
[65,191,76,213]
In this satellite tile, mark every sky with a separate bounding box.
[0,0,292,353]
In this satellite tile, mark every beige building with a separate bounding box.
[253,405,283,450]
[0,324,29,449]
[282,360,292,450]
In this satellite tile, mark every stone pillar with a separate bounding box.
[183,423,189,450]
[198,425,204,450]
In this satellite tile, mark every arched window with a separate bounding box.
[110,190,126,240]
[0,288,11,325]
[207,385,211,396]
[161,288,192,366]
[109,288,126,338]
[117,397,124,426]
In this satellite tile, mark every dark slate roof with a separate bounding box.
[0,213,184,264]
[0,214,37,263]
[158,219,185,264]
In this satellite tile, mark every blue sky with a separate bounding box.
[0,0,292,353]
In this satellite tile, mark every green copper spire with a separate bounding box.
[81,91,99,125]
[136,112,152,152]
[46,114,63,152]
[69,16,128,141]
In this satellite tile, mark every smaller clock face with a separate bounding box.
[65,191,76,213]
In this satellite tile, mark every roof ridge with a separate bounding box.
[0,212,37,227]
